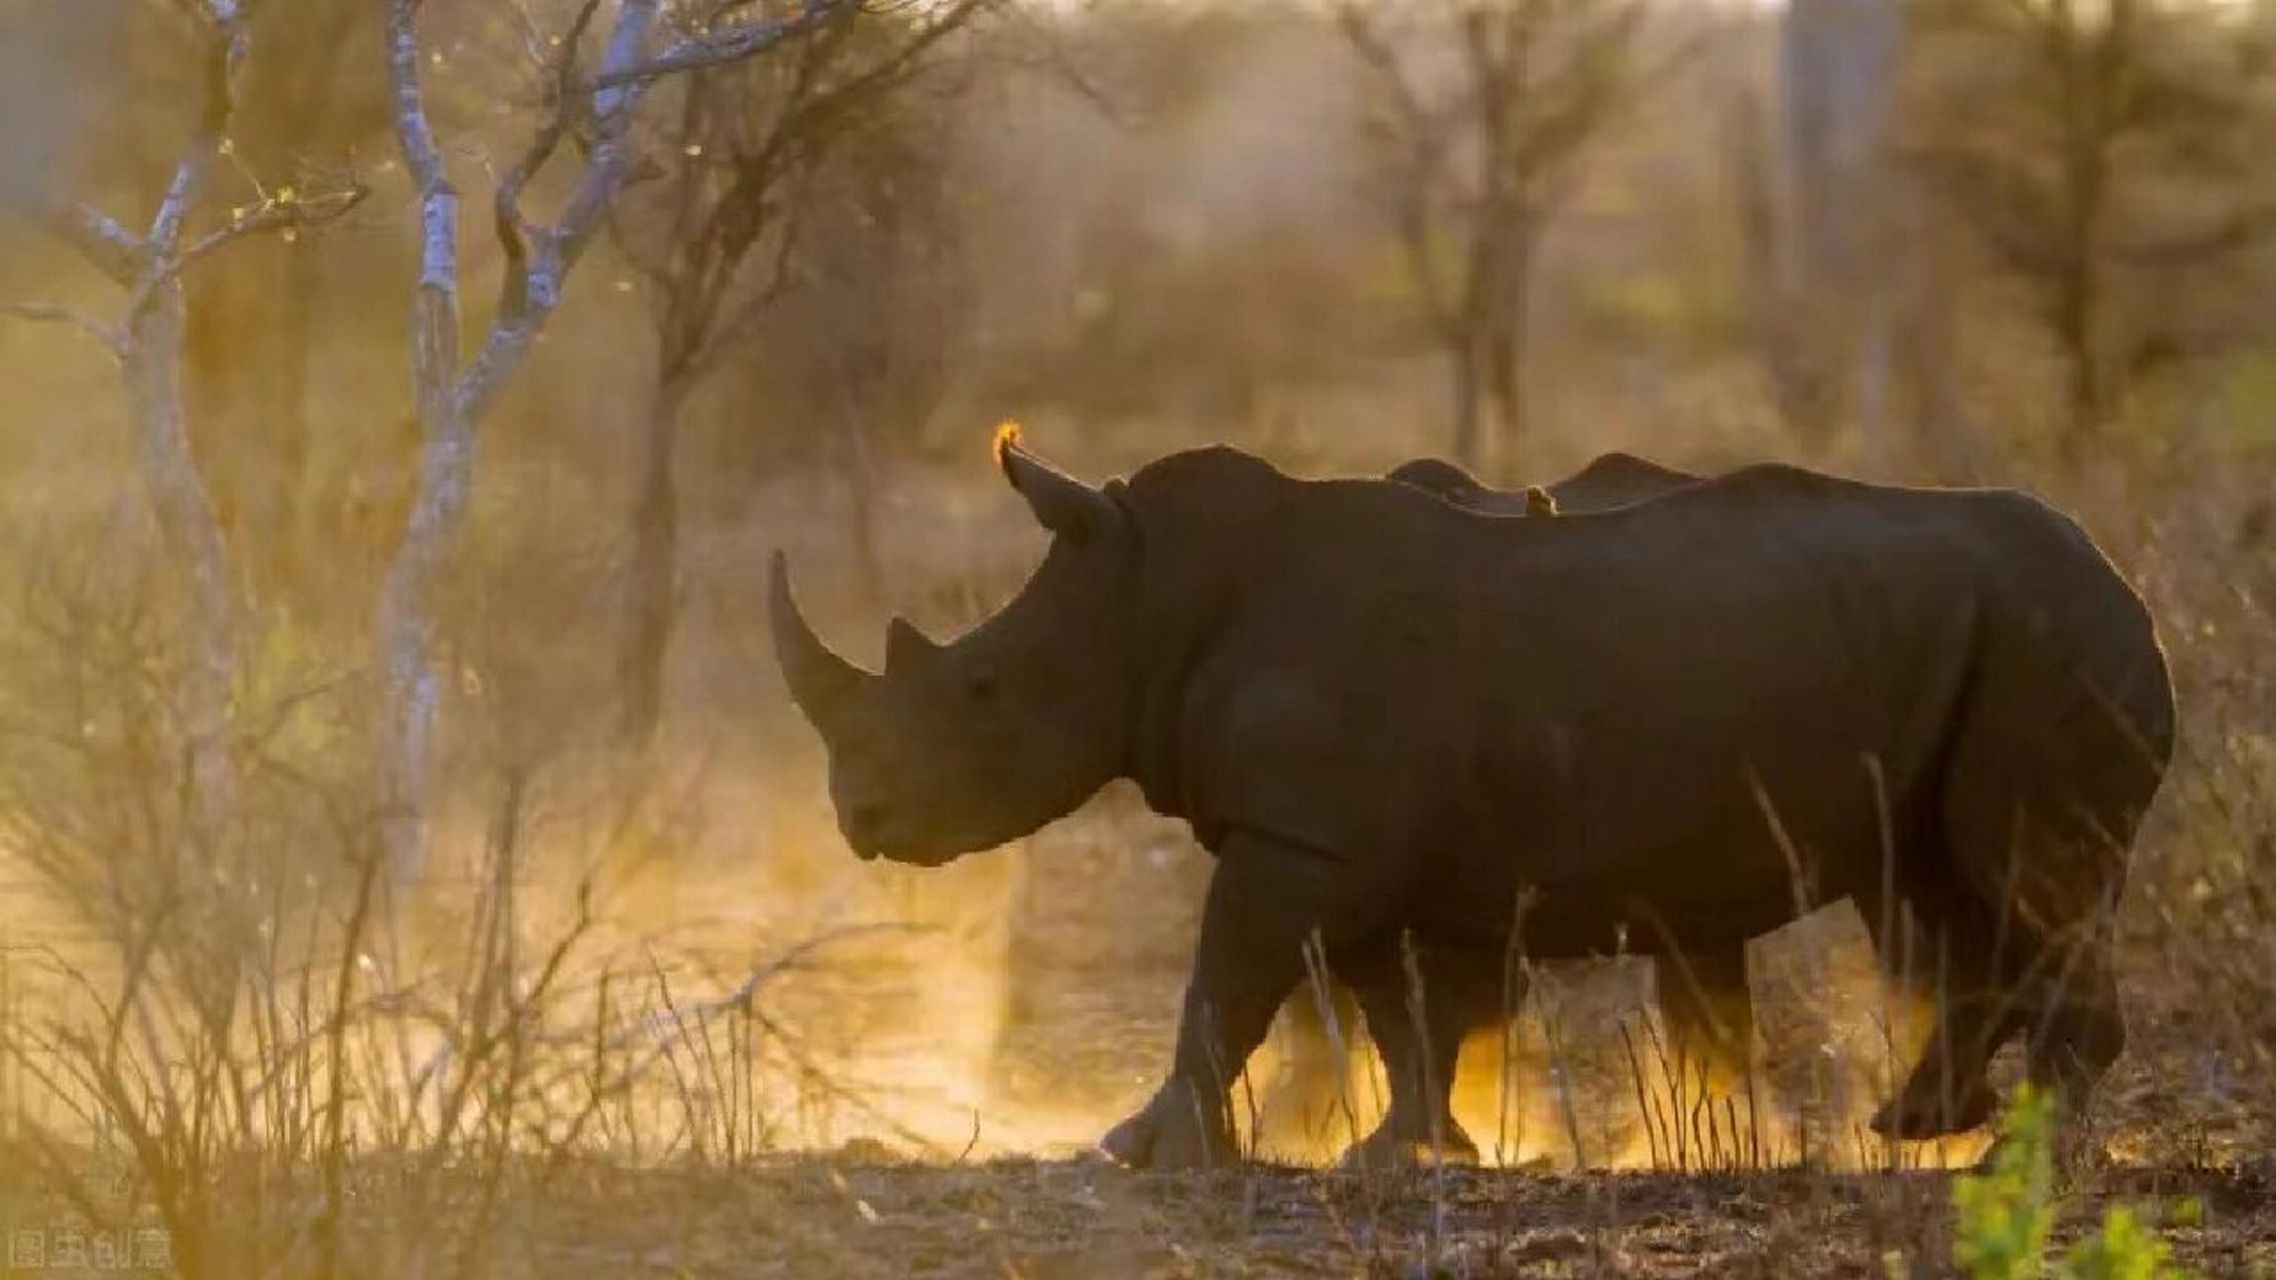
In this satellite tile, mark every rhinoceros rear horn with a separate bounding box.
[998,436,1122,544]
[885,615,937,672]
[768,551,868,729]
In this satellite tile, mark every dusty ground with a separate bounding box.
[373,1155,2271,1278]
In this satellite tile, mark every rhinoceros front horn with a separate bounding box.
[768,551,868,730]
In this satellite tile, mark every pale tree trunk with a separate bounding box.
[126,35,247,860]
[377,0,472,882]
[125,276,241,852]
[372,268,470,884]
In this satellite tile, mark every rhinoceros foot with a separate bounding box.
[1336,1119,1480,1172]
[1866,1076,1999,1140]
[1967,1108,2101,1178]
[1099,1083,1240,1170]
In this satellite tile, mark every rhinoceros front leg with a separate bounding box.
[1101,830,1384,1170]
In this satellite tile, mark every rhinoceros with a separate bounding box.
[770,438,2174,1170]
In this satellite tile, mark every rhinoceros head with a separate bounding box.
[770,434,1134,866]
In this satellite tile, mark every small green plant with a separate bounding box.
[2065,1205,2184,1280]
[1951,1085,2192,1280]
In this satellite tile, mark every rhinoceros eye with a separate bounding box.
[965,672,999,705]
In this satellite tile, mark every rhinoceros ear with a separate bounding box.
[998,435,1122,544]
[884,615,937,673]
[1524,486,1558,517]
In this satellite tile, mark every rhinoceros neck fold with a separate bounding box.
[1107,452,1295,837]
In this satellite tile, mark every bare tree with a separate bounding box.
[1906,0,2272,465]
[0,0,365,852]
[379,0,856,877]
[1338,0,1644,476]
[606,0,983,750]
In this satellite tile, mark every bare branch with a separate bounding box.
[679,204,807,387]
[387,0,458,296]
[1337,4,1449,158]
[1337,4,1460,332]
[785,0,984,137]
[454,0,672,424]
[173,183,370,278]
[0,303,126,359]
[148,9,249,256]
[30,200,143,286]
[494,0,609,318]
[594,0,858,89]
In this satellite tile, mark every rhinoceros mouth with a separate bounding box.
[842,817,1001,868]
[853,838,973,869]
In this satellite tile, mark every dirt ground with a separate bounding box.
[433,1155,2269,1279]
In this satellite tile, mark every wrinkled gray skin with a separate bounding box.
[772,442,2174,1171]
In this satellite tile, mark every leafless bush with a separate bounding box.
[0,536,922,1278]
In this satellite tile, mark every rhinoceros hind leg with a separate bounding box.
[1867,1060,2002,1139]
[1332,934,1503,1170]
[1867,893,2016,1140]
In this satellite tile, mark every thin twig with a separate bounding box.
[0,303,126,358]
[173,183,370,278]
